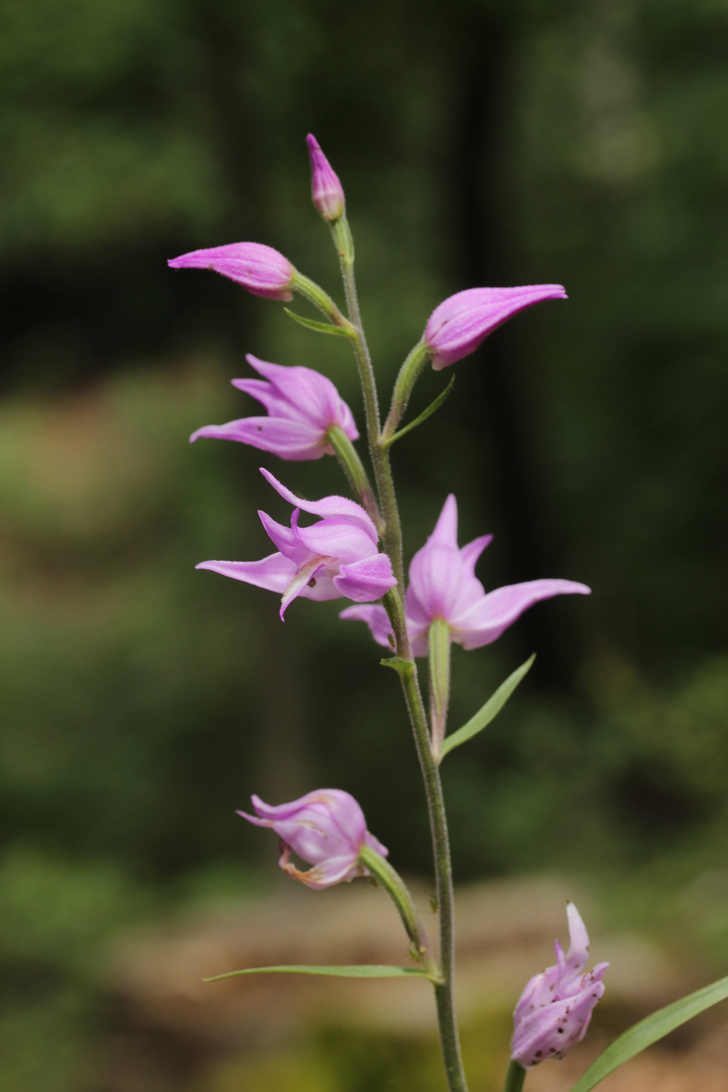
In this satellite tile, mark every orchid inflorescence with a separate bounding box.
[169,135,723,1092]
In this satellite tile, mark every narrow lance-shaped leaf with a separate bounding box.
[568,973,728,1092]
[284,308,355,338]
[382,377,455,449]
[205,964,438,983]
[439,654,535,760]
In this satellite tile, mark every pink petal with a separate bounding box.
[168,242,294,300]
[296,517,378,566]
[460,534,493,573]
[260,468,377,541]
[246,355,355,436]
[452,579,591,650]
[338,604,394,649]
[429,494,459,548]
[333,553,397,602]
[424,285,567,370]
[196,554,338,602]
[191,417,327,460]
[196,553,297,593]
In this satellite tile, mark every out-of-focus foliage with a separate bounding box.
[1,0,727,1087]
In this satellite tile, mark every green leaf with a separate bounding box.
[204,963,435,983]
[439,654,535,759]
[569,974,728,1092]
[380,656,414,677]
[382,377,455,448]
[284,308,355,338]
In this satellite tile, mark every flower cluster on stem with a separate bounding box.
[173,133,598,1092]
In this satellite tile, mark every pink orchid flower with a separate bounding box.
[168,241,294,300]
[511,902,609,1068]
[340,494,589,654]
[197,469,396,618]
[238,788,387,889]
[306,133,346,222]
[190,354,358,461]
[424,285,567,370]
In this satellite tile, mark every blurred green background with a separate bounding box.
[1,0,728,1088]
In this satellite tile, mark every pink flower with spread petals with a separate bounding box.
[168,242,294,300]
[190,354,358,461]
[340,495,589,654]
[306,134,345,222]
[238,788,388,889]
[424,285,567,370]
[511,903,608,1068]
[197,469,396,618]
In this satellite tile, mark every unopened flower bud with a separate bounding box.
[168,241,294,301]
[511,903,608,1069]
[306,134,345,222]
[238,788,387,889]
[424,284,567,370]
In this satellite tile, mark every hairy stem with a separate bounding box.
[382,628,468,1092]
[327,425,384,532]
[331,218,405,590]
[358,844,438,977]
[332,221,468,1092]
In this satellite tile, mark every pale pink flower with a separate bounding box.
[511,903,608,1068]
[238,788,387,889]
[340,495,589,654]
[190,355,358,461]
[197,469,396,618]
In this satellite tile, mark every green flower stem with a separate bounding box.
[330,217,405,589]
[291,271,354,330]
[383,632,468,1092]
[358,844,439,977]
[503,1061,526,1092]
[428,619,452,758]
[331,221,468,1092]
[327,425,384,533]
[382,340,431,441]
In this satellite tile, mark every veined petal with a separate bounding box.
[408,543,468,622]
[296,517,378,566]
[338,604,394,649]
[280,847,361,889]
[460,534,493,573]
[231,378,301,420]
[191,417,327,460]
[196,553,297,592]
[564,901,591,975]
[429,494,459,548]
[260,468,377,541]
[258,509,307,561]
[246,355,350,433]
[333,553,397,602]
[452,579,591,650]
